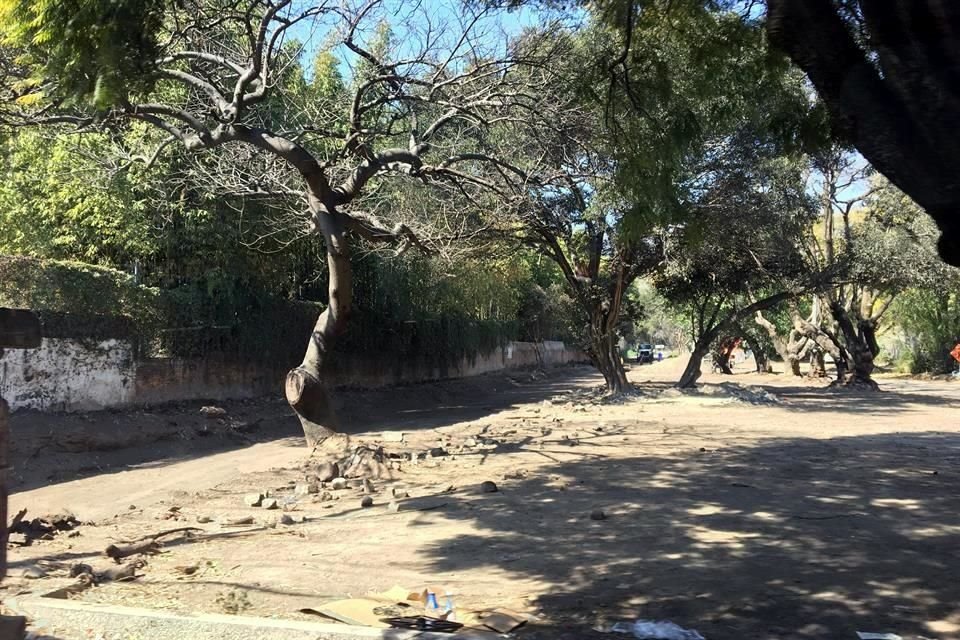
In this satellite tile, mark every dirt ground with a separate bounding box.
[4,357,960,640]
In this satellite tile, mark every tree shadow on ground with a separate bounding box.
[762,384,960,415]
[424,431,960,640]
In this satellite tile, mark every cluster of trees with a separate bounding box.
[0,0,957,443]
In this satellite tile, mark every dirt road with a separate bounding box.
[5,360,960,639]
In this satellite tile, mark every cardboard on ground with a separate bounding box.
[303,586,529,635]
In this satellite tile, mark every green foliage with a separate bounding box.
[0,255,157,318]
[0,249,547,369]
[655,135,814,328]
[0,130,155,265]
[631,281,685,347]
[893,289,960,374]
[587,1,820,233]
[0,0,165,108]
[865,179,960,373]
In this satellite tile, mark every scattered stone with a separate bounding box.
[388,501,401,513]
[362,478,375,494]
[315,462,340,483]
[243,493,264,507]
[261,498,279,510]
[349,478,366,489]
[294,483,318,496]
[590,509,607,521]
[196,515,212,524]
[382,431,405,442]
[391,487,409,498]
[128,505,137,510]
[176,564,199,576]
[200,406,227,418]
[330,477,349,490]
[430,447,448,458]
[360,496,374,508]
[7,533,27,546]
[279,514,295,525]
[319,491,333,502]
[479,480,499,494]
[222,516,255,526]
[22,566,47,579]
[464,437,478,448]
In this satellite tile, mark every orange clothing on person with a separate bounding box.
[951,343,960,364]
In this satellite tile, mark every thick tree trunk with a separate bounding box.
[809,349,827,377]
[754,311,802,376]
[592,330,628,394]
[766,0,960,267]
[754,347,771,374]
[678,337,713,388]
[286,207,352,446]
[829,302,879,389]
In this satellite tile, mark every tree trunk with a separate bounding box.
[712,336,738,375]
[678,336,712,388]
[810,349,827,377]
[754,347,771,374]
[754,311,802,376]
[592,329,628,394]
[285,207,352,446]
[829,301,879,389]
[766,0,960,268]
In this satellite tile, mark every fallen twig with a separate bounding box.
[105,539,161,561]
[126,526,202,544]
[105,526,201,561]
[71,559,145,585]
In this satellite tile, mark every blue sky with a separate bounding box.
[286,0,544,81]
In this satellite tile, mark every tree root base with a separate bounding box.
[828,376,880,391]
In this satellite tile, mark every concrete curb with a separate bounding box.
[7,596,493,640]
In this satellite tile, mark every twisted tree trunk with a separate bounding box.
[754,311,803,376]
[830,301,879,389]
[285,198,353,446]
[753,346,771,374]
[809,349,827,377]
[592,333,628,394]
[678,336,713,388]
[589,306,628,395]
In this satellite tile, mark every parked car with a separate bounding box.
[637,343,654,364]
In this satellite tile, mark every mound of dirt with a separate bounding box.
[658,383,781,405]
[716,382,782,405]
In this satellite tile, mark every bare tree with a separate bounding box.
[0,0,554,444]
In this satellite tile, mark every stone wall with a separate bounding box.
[0,338,135,411]
[0,338,586,412]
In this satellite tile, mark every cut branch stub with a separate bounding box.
[285,366,337,446]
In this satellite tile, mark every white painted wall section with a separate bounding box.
[0,338,135,411]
